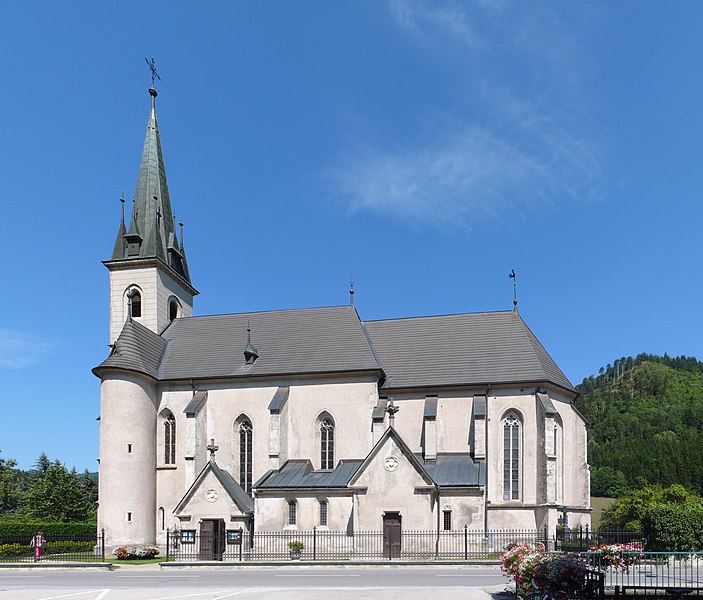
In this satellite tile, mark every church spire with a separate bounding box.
[113,83,192,285]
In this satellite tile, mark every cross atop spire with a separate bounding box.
[145,57,161,89]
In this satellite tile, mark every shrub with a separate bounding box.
[112,545,159,560]
[0,543,32,557]
[288,540,304,552]
[0,522,97,541]
[642,504,703,551]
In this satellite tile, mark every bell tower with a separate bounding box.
[104,83,198,344]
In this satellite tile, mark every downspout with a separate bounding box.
[484,385,490,536]
[435,484,441,557]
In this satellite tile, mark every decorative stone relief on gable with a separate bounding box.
[384,456,399,472]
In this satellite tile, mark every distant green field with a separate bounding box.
[591,497,616,529]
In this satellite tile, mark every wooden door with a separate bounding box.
[383,512,402,559]
[199,519,225,560]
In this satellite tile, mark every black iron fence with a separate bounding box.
[558,527,645,552]
[0,530,105,563]
[166,527,548,561]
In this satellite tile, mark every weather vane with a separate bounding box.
[145,57,161,87]
[509,268,518,312]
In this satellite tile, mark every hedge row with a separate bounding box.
[0,522,97,540]
[0,540,95,557]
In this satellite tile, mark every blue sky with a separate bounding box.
[1,1,702,471]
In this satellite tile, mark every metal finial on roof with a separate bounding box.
[120,192,125,223]
[349,279,355,306]
[509,269,518,313]
[207,438,219,461]
[244,320,259,364]
[385,399,400,427]
[179,216,184,248]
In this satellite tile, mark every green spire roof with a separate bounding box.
[111,86,192,286]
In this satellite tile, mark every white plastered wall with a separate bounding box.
[98,373,158,547]
[108,264,193,344]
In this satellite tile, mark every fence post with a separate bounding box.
[313,526,317,561]
[101,529,105,562]
[543,524,548,550]
[464,525,468,561]
[239,529,243,562]
[166,529,170,561]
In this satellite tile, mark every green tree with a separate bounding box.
[23,459,95,522]
[0,451,21,514]
[601,484,703,529]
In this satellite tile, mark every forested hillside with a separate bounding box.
[575,354,703,496]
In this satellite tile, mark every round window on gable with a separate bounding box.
[168,298,180,323]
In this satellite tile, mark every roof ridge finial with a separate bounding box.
[349,279,355,306]
[120,191,125,225]
[509,268,518,313]
[244,319,259,364]
[179,216,184,248]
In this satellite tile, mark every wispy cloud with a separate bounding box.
[0,329,52,369]
[388,0,484,49]
[327,1,604,230]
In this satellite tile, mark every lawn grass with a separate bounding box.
[591,496,616,529]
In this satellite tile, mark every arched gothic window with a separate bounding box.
[169,298,179,322]
[164,413,176,464]
[320,418,335,470]
[239,420,253,494]
[130,290,142,318]
[503,414,521,500]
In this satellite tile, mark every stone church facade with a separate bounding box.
[94,84,590,550]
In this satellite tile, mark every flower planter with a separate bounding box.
[289,549,302,560]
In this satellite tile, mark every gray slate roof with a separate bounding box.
[420,454,485,487]
[95,306,574,393]
[98,319,167,379]
[255,459,362,490]
[158,306,381,380]
[364,310,574,392]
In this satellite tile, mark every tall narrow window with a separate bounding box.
[320,418,335,470]
[443,510,452,531]
[288,500,297,525]
[239,420,253,494]
[503,414,521,500]
[169,299,179,322]
[164,414,176,464]
[319,500,328,526]
[130,290,142,318]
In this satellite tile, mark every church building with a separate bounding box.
[94,83,590,551]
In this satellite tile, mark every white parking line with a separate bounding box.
[212,590,255,600]
[144,592,229,600]
[274,575,360,577]
[118,575,200,578]
[36,590,111,600]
